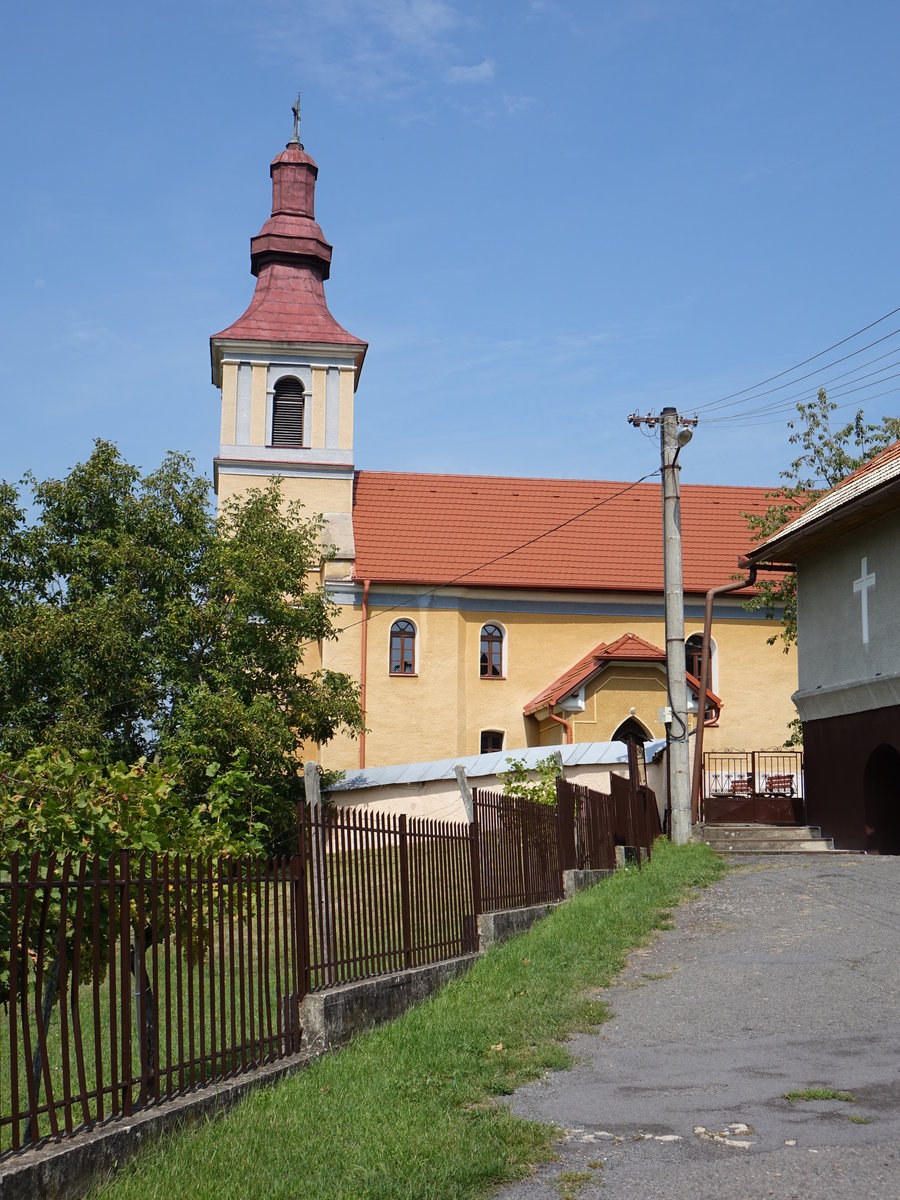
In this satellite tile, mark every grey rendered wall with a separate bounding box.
[796,510,900,695]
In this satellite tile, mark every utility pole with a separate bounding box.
[628,406,698,844]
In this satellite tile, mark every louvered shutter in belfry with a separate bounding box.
[271,378,305,447]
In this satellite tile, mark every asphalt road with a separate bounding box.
[494,855,900,1200]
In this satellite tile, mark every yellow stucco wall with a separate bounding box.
[569,664,669,742]
[698,618,798,751]
[338,367,354,451]
[216,472,353,515]
[318,599,799,771]
[310,367,327,448]
[249,363,267,445]
[220,362,238,444]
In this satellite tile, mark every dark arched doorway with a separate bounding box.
[863,743,900,854]
[612,717,649,744]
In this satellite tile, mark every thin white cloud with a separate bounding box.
[369,0,461,51]
[445,58,494,84]
[63,316,125,352]
[242,0,470,104]
[502,93,535,116]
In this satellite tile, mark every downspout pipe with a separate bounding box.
[359,579,370,769]
[690,566,757,823]
[548,703,573,744]
[689,560,793,822]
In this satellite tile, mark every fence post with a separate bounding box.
[750,750,758,823]
[295,799,311,1005]
[454,764,474,822]
[304,762,333,987]
[119,851,133,1117]
[520,804,532,904]
[398,814,413,969]
[467,808,483,951]
[555,778,577,872]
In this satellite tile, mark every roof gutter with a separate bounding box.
[548,703,573,745]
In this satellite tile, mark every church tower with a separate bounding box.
[210,96,367,578]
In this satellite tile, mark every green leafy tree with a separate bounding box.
[0,441,363,842]
[499,753,562,806]
[0,745,272,1124]
[745,390,900,649]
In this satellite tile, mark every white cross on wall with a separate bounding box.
[853,556,876,645]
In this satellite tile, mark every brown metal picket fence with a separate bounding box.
[0,851,305,1155]
[0,808,479,1157]
[470,790,564,911]
[610,774,662,861]
[2,773,656,1158]
[300,804,477,991]
[556,779,617,872]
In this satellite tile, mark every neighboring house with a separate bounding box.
[210,117,798,773]
[746,440,900,852]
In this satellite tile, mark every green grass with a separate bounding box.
[91,841,725,1200]
[553,1169,594,1199]
[784,1087,857,1103]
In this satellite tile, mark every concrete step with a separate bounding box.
[698,823,824,841]
[694,823,835,854]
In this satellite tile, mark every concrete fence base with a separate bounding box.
[0,861,620,1200]
[0,1054,317,1200]
[300,955,480,1051]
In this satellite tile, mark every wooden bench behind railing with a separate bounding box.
[764,774,795,796]
[729,777,753,796]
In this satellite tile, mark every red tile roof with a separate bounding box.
[524,633,666,714]
[749,437,900,559]
[352,471,773,593]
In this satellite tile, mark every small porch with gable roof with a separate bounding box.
[523,631,722,747]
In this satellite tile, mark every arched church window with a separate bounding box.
[271,376,305,447]
[685,633,704,680]
[389,620,416,675]
[480,624,504,677]
[685,633,717,692]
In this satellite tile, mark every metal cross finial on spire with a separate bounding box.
[289,91,303,147]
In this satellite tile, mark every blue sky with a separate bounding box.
[2,1,898,494]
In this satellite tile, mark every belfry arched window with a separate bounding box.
[480,624,504,678]
[389,620,417,675]
[271,376,305,447]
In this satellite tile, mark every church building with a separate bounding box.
[210,110,798,773]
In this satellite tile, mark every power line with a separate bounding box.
[703,361,900,424]
[694,305,900,414]
[699,329,900,419]
[701,383,900,430]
